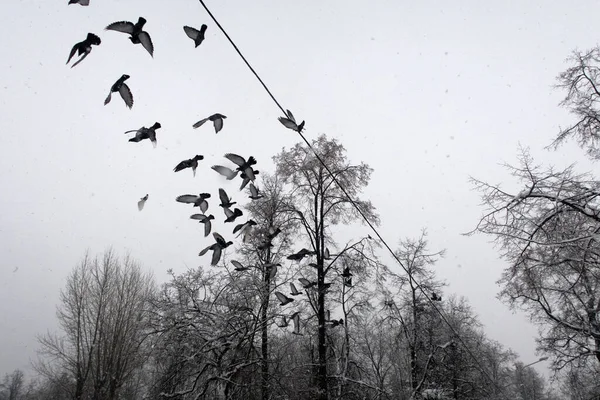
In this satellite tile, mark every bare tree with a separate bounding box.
[35,249,155,400]
[0,370,24,400]
[273,134,379,400]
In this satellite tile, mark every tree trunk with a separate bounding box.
[261,261,270,400]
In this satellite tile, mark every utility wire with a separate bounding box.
[197,0,510,396]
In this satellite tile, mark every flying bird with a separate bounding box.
[174,155,204,176]
[218,188,236,208]
[212,165,238,180]
[68,0,89,6]
[193,113,226,133]
[431,292,442,302]
[298,278,316,289]
[67,33,101,68]
[137,194,148,211]
[291,312,302,335]
[341,267,353,278]
[239,169,259,190]
[266,263,280,281]
[176,193,211,213]
[199,232,233,266]
[105,17,154,57]
[190,213,214,237]
[125,122,161,148]
[289,283,303,296]
[278,109,305,133]
[275,291,294,306]
[287,248,315,261]
[223,207,243,223]
[231,260,250,272]
[183,24,207,47]
[248,183,263,200]
[104,74,133,108]
[258,227,282,250]
[224,153,257,182]
[233,220,256,241]
[328,319,344,328]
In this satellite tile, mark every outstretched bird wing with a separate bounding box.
[213,117,223,133]
[193,117,209,129]
[210,246,222,266]
[138,31,154,57]
[105,21,135,34]
[176,195,198,204]
[119,83,134,108]
[224,153,246,168]
[275,291,293,305]
[183,26,201,40]
[212,165,238,180]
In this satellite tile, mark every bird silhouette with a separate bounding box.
[289,282,303,296]
[137,194,148,211]
[343,276,353,288]
[231,260,250,272]
[233,220,256,240]
[239,169,259,190]
[275,291,294,306]
[183,24,207,47]
[125,122,161,148]
[193,113,226,133]
[68,0,89,6]
[287,248,315,261]
[341,267,353,278]
[105,17,154,57]
[212,165,238,180]
[218,188,236,208]
[174,155,204,176]
[291,312,302,335]
[431,292,442,302]
[176,193,211,213]
[199,232,233,266]
[298,278,316,289]
[67,33,101,68]
[190,213,214,237]
[328,319,344,328]
[104,74,133,108]
[278,109,305,133]
[248,183,263,200]
[223,207,243,223]
[265,263,280,281]
[224,154,257,182]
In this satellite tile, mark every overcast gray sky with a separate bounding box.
[0,0,597,379]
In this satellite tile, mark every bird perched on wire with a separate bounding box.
[67,33,101,68]
[104,74,133,108]
[176,193,211,213]
[218,188,236,208]
[199,232,233,266]
[193,113,226,133]
[224,153,257,182]
[248,183,263,200]
[190,213,214,237]
[275,291,294,306]
[278,109,305,133]
[137,194,148,211]
[105,17,154,57]
[184,24,208,47]
[68,0,89,6]
[125,122,161,148]
[174,155,204,176]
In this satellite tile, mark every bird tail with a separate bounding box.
[104,92,112,105]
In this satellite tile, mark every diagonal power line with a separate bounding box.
[196,0,511,396]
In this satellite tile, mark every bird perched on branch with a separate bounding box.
[176,193,211,213]
[125,122,161,148]
[174,155,204,176]
[184,24,208,47]
[106,17,154,57]
[67,33,101,68]
[190,213,214,237]
[104,74,133,108]
[193,113,226,133]
[199,232,233,266]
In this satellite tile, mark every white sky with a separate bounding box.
[1,0,597,380]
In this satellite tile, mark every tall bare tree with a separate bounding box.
[35,249,155,400]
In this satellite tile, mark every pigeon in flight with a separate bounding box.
[239,169,259,190]
[291,312,302,335]
[174,155,204,176]
[278,109,305,133]
[212,165,238,180]
[248,183,263,200]
[125,122,161,148]
[287,248,315,261]
[193,113,226,133]
[223,207,243,223]
[68,0,89,6]
[199,232,233,266]
[105,17,154,57]
[266,263,280,281]
[289,283,303,296]
[298,278,316,289]
[233,220,256,240]
[275,291,294,306]
[218,188,236,208]
[190,213,214,237]
[183,24,208,47]
[231,260,251,272]
[224,154,257,182]
[104,74,133,108]
[176,193,211,213]
[67,33,101,68]
[137,194,148,211]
